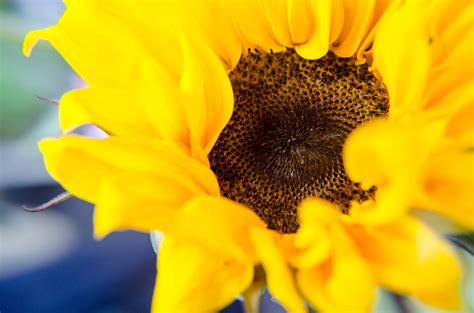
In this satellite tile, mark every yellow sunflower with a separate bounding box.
[24,0,473,312]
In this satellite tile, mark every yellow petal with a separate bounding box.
[288,0,314,45]
[423,80,474,131]
[39,136,219,203]
[220,0,284,52]
[344,118,445,225]
[165,0,243,70]
[372,3,431,116]
[295,0,331,60]
[284,227,332,270]
[332,0,376,58]
[23,28,51,57]
[324,225,375,312]
[152,236,254,313]
[425,26,474,109]
[355,0,401,63]
[297,266,331,312]
[343,120,413,224]
[427,0,472,41]
[60,60,193,151]
[59,87,157,137]
[259,0,293,47]
[179,33,234,161]
[354,216,462,309]
[136,58,190,147]
[445,98,474,148]
[329,0,344,44]
[170,196,266,263]
[250,228,307,313]
[429,1,473,69]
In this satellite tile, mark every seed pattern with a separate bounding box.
[209,49,389,233]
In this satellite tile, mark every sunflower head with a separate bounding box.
[23,0,473,312]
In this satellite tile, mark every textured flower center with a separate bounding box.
[209,49,389,233]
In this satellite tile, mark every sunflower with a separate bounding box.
[24,0,473,312]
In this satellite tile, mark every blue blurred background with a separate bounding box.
[0,1,472,313]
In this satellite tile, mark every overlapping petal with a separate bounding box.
[344,114,474,230]
[343,119,434,224]
[179,34,234,162]
[40,136,219,201]
[40,136,220,238]
[26,2,235,161]
[294,200,376,312]
[287,199,462,311]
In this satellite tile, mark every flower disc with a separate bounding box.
[209,49,389,233]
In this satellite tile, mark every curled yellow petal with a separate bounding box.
[343,120,413,224]
[23,28,52,57]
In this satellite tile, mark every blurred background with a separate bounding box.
[0,1,472,313]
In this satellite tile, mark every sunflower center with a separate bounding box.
[209,49,389,233]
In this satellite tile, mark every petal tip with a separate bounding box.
[23,29,49,57]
